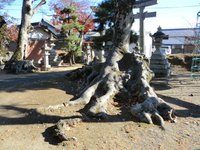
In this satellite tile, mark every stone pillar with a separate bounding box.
[150,27,171,77]
[43,42,51,70]
[99,49,105,63]
[86,43,94,64]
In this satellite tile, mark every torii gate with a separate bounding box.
[133,0,157,52]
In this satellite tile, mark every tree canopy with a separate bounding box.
[93,0,138,50]
[51,0,94,33]
[50,0,95,65]
[0,15,18,57]
[59,5,84,65]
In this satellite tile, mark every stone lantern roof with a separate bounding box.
[152,26,168,39]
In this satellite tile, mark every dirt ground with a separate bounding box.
[0,64,200,150]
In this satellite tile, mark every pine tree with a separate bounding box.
[93,0,138,50]
[60,5,84,65]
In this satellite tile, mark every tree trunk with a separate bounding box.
[5,0,46,73]
[72,53,76,65]
[53,0,176,141]
[69,56,73,66]
[11,0,46,61]
[11,0,32,61]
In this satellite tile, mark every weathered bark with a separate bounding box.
[53,0,176,141]
[55,118,83,141]
[69,52,76,66]
[10,0,46,62]
[5,0,46,73]
[10,60,37,74]
[63,0,136,117]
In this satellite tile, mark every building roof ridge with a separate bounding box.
[162,27,199,31]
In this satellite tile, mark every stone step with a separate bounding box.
[150,56,166,60]
[150,67,169,71]
[150,60,168,65]
[150,51,171,77]
[151,68,170,74]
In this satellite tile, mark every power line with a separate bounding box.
[148,4,200,9]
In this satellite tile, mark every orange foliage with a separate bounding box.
[6,25,18,42]
[50,0,94,32]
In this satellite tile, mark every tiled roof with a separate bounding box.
[31,19,61,38]
[162,28,199,37]
[161,28,200,45]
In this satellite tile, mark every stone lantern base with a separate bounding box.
[150,50,171,77]
[41,65,51,71]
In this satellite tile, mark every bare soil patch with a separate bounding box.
[0,64,200,150]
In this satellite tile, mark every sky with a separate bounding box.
[135,0,200,33]
[1,0,200,33]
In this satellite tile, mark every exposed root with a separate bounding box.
[46,104,65,110]
[87,80,118,119]
[37,0,178,142]
[55,118,83,141]
[123,52,176,129]
[64,80,102,106]
[8,60,37,74]
[130,97,176,129]
[157,102,177,123]
[51,51,176,134]
[63,52,176,126]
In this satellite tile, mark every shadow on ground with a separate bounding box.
[1,68,200,145]
[0,104,137,145]
[0,71,70,93]
[0,105,81,125]
[159,94,200,118]
[150,77,171,91]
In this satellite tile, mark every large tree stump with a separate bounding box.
[52,51,176,140]
[52,0,176,141]
[65,52,176,123]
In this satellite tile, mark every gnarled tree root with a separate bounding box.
[6,60,37,74]
[53,52,176,136]
[131,97,176,129]
[55,118,83,141]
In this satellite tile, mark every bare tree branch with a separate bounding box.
[32,0,46,15]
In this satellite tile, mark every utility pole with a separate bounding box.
[134,0,157,52]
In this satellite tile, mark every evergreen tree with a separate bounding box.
[60,5,84,65]
[93,0,138,51]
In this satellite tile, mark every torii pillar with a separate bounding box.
[133,0,157,52]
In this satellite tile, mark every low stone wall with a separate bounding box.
[167,54,200,71]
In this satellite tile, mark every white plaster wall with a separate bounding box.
[29,28,50,40]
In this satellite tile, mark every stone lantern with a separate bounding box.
[150,26,171,77]
[42,34,56,70]
[151,26,168,51]
[42,42,51,70]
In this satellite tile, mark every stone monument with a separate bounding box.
[150,26,171,77]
